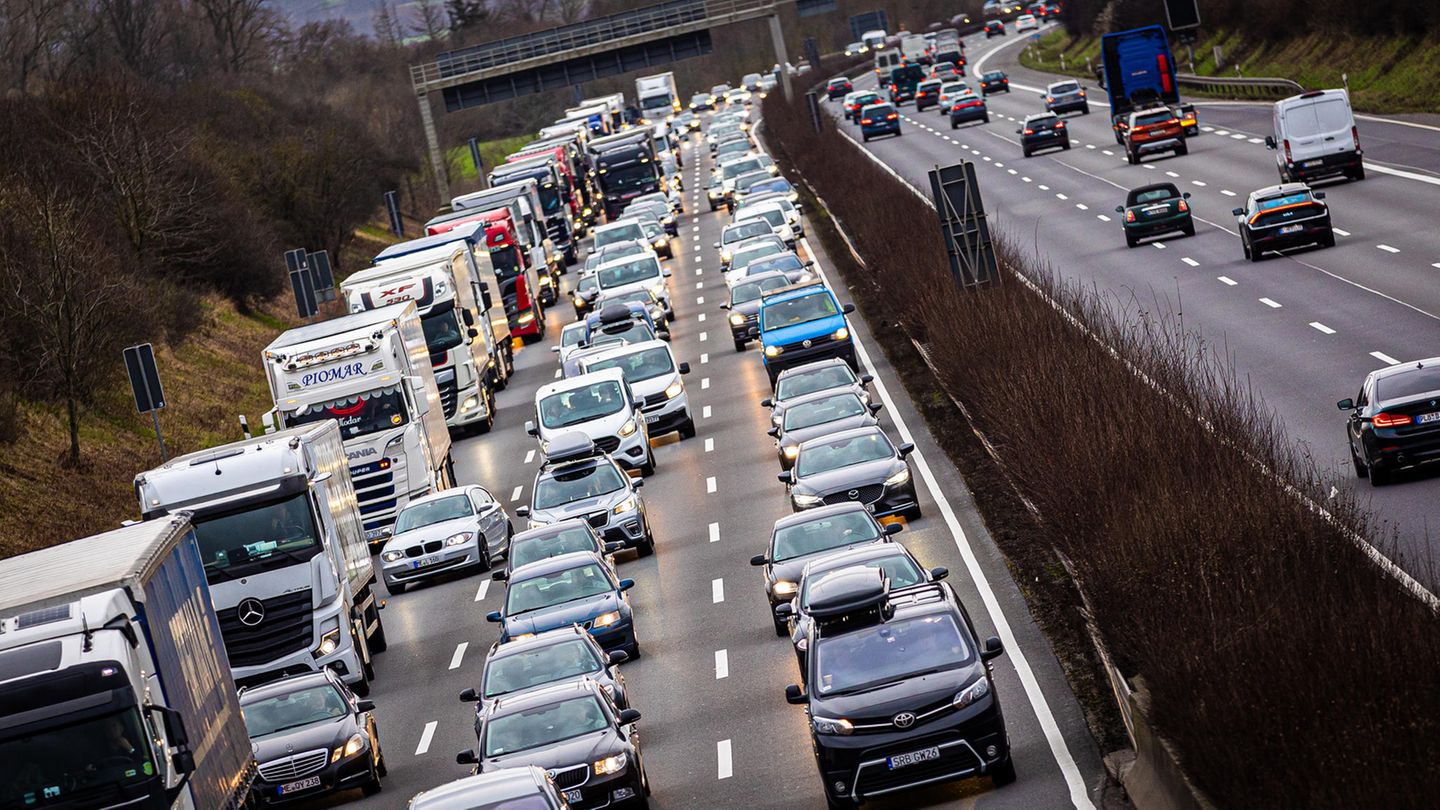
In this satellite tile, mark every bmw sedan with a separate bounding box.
[1338,357,1440,485]
[462,626,630,717]
[488,551,640,657]
[782,425,920,520]
[380,486,512,594]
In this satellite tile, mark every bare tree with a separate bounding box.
[555,0,587,24]
[0,0,70,92]
[412,0,447,41]
[94,0,174,78]
[372,0,402,45]
[191,0,283,73]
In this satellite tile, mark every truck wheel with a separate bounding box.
[473,391,496,435]
[368,604,388,652]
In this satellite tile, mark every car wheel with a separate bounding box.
[1352,448,1369,479]
[1249,244,1264,262]
[1182,223,1196,237]
[1242,239,1252,261]
[361,760,382,796]
[1350,165,1366,181]
[477,537,492,572]
[951,119,958,129]
[894,127,902,137]
[1370,463,1390,487]
[1063,140,1071,150]
[639,451,656,477]
[983,114,990,123]
[733,338,746,352]
[1126,150,1138,165]
[903,504,923,521]
[1022,149,1031,158]
[991,755,1017,786]
[679,417,697,439]
[1125,233,1138,248]
[1321,229,1336,248]
[388,580,405,595]
[1176,142,1189,157]
[862,133,869,142]
[1082,103,1090,114]
[637,528,656,557]
[473,392,495,435]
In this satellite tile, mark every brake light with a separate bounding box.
[1352,125,1361,151]
[861,118,873,125]
[886,113,898,120]
[1002,78,1008,83]
[1023,128,1034,135]
[1373,412,1413,429]
[1177,200,1189,212]
[1124,209,1136,222]
[1055,121,1066,129]
[1283,139,1292,164]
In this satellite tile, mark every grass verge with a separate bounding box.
[446,133,536,185]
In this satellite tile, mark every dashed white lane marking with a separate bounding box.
[1022,176,1032,182]
[1165,171,1179,178]
[1096,214,1111,222]
[696,281,704,289]
[1334,228,1351,237]
[1201,126,1215,132]
[983,155,992,161]
[1142,164,1155,170]
[510,485,524,502]
[1248,137,1264,144]
[554,368,562,379]
[715,649,729,679]
[1039,184,1050,190]
[697,295,705,304]
[1086,144,1096,149]
[702,405,712,419]
[699,331,708,342]
[694,255,703,262]
[524,449,535,464]
[1371,351,1401,365]
[701,353,709,364]
[1218,276,1238,286]
[994,161,1005,168]
[1259,297,1282,308]
[1231,132,1247,140]
[1310,322,1336,334]
[1153,242,1167,250]
[1101,149,1113,155]
[1192,180,1207,187]
[474,580,490,602]
[1055,193,1068,200]
[706,476,717,493]
[701,377,711,389]
[692,225,700,232]
[1221,189,1237,196]
[704,437,715,453]
[1181,257,1199,267]
[1008,169,1017,175]
[712,578,724,603]
[697,312,707,322]
[717,740,733,779]
[1377,244,1400,254]
[1215,129,1231,136]
[1433,262,1440,270]
[1075,203,1088,211]
[709,521,720,542]
[449,642,469,670]
[415,722,437,756]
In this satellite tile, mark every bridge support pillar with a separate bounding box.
[417,91,451,204]
[768,13,792,100]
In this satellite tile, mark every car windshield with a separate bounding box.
[731,276,789,305]
[741,210,786,229]
[796,431,894,477]
[594,223,644,249]
[777,365,856,401]
[725,222,772,244]
[749,255,804,278]
[772,511,880,561]
[511,526,600,569]
[598,291,657,312]
[483,638,604,698]
[395,494,474,534]
[1377,366,1440,401]
[287,386,409,440]
[732,242,786,271]
[784,392,866,431]
[1,708,157,803]
[243,685,349,737]
[191,493,322,583]
[761,290,839,330]
[748,180,790,196]
[538,380,627,429]
[533,463,627,510]
[723,160,763,179]
[803,556,924,605]
[814,614,973,694]
[589,243,646,271]
[484,696,610,757]
[717,142,750,158]
[505,562,614,614]
[597,257,660,289]
[561,324,587,349]
[584,346,674,383]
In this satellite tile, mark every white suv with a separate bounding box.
[527,368,656,475]
[582,339,696,440]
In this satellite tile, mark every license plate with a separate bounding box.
[563,788,583,802]
[1279,224,1303,234]
[1419,412,1440,425]
[411,555,440,569]
[644,414,661,424]
[888,746,941,770]
[278,776,321,794]
[1302,159,1322,168]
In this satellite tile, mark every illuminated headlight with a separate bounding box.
[583,207,593,217]
[720,250,732,263]
[618,418,638,437]
[773,580,798,597]
[729,313,746,326]
[316,621,342,657]
[593,752,628,775]
[763,345,783,357]
[793,492,823,507]
[952,677,991,710]
[574,295,588,308]
[783,445,799,459]
[664,379,685,399]
[593,610,623,628]
[332,733,366,762]
[517,311,536,325]
[831,327,849,341]
[812,716,853,735]
[381,550,405,563]
[460,395,479,412]
[612,495,638,515]
[445,531,473,547]
[885,467,911,487]
[539,275,553,287]
[787,192,800,203]
[653,238,667,249]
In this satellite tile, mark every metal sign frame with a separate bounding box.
[285,248,319,318]
[1162,0,1201,31]
[927,162,1000,289]
[123,343,168,461]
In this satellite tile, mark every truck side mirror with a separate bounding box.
[462,309,476,327]
[1264,135,1277,149]
[172,750,196,776]
[478,282,494,311]
[159,706,189,748]
[261,409,278,435]
[467,328,479,339]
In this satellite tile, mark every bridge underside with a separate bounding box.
[442,30,714,112]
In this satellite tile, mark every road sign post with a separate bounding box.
[123,343,168,462]
[285,248,319,318]
[384,190,403,237]
[805,91,822,134]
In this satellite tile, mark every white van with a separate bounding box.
[1266,89,1364,183]
[527,367,656,475]
[581,339,696,440]
[861,29,887,50]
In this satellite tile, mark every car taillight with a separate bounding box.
[1124,209,1136,222]
[861,118,873,124]
[1352,125,1361,151]
[1373,412,1413,429]
[886,113,898,120]
[1023,128,1034,135]
[1055,121,1066,129]
[1002,78,1008,83]
[1283,139,1292,163]
[1177,200,1189,212]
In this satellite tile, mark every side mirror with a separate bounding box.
[860,374,874,384]
[486,611,502,623]
[842,303,856,314]
[357,699,376,712]
[767,426,779,437]
[467,328,480,339]
[760,397,773,408]
[1182,192,1192,199]
[458,688,479,703]
[868,402,883,414]
[662,269,672,277]
[784,684,807,704]
[1264,135,1277,149]
[515,506,530,518]
[525,420,538,436]
[929,566,949,581]
[981,636,1005,661]
[897,443,915,457]
[619,578,635,591]
[618,708,642,725]
[1114,205,1123,213]
[1313,191,1326,200]
[159,707,190,748]
[678,362,691,375]
[456,749,480,765]
[1337,398,1355,410]
[804,260,815,268]
[659,329,671,341]
[1231,207,1245,217]
[750,553,768,566]
[720,302,731,310]
[587,247,595,255]
[462,309,476,327]
[608,650,630,665]
[604,541,626,553]
[491,570,508,581]
[713,242,721,248]
[884,522,904,536]
[774,603,794,618]
[551,345,562,353]
[1015,128,1022,134]
[777,471,793,484]
[172,750,196,776]
[632,478,644,488]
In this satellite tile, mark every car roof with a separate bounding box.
[1370,357,1440,383]
[583,338,672,366]
[510,518,598,545]
[402,487,478,509]
[509,550,610,580]
[730,270,791,293]
[594,249,660,272]
[239,670,336,702]
[802,542,914,578]
[489,624,593,659]
[535,366,628,399]
[1126,182,1182,203]
[1048,79,1078,88]
[776,356,854,381]
[772,500,874,531]
[1252,182,1313,200]
[408,767,551,808]
[489,677,604,715]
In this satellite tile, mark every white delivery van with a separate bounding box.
[526,367,657,475]
[1266,89,1364,183]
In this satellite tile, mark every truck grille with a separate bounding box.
[822,484,883,506]
[437,375,459,418]
[258,748,329,783]
[548,764,589,789]
[351,460,398,534]
[217,589,313,669]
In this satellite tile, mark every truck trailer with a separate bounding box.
[1100,25,1182,144]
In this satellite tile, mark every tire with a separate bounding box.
[1182,223,1196,238]
[1125,233,1137,249]
[678,417,697,439]
[733,338,747,352]
[472,391,496,435]
[1126,150,1138,165]
[894,127,902,137]
[1353,449,1369,479]
[903,504,923,521]
[1321,229,1336,248]
[1350,165,1366,181]
[991,756,1017,786]
[1082,103,1090,114]
[983,114,990,123]
[476,536,492,572]
[367,606,388,653]
[950,119,958,129]
[773,615,790,637]
[361,761,382,797]
[1063,140,1071,150]
[387,580,405,595]
[1242,239,1252,261]
[1022,149,1031,158]
[1370,464,1390,487]
[639,451,656,477]
[636,527,656,557]
[351,654,372,697]
[862,133,869,142]
[1176,142,1189,157]
[1249,243,1263,262]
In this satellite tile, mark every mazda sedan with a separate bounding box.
[781,425,920,520]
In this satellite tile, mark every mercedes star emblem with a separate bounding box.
[848,489,860,499]
[893,712,916,729]
[236,597,266,627]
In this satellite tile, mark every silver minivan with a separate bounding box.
[1266,89,1364,183]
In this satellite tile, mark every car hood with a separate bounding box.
[763,315,846,347]
[531,491,626,525]
[383,516,476,552]
[811,665,979,720]
[779,415,877,448]
[251,716,355,763]
[733,299,764,318]
[482,728,624,774]
[794,457,902,495]
[504,592,621,636]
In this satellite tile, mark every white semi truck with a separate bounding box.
[344,240,504,435]
[135,422,388,696]
[0,515,256,809]
[635,72,679,122]
[261,302,454,545]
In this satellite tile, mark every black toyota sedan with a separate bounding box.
[785,575,1013,806]
[1338,357,1440,485]
[1233,183,1334,261]
[781,425,920,520]
[771,389,883,469]
[749,502,901,634]
[1116,183,1194,247]
[240,670,385,804]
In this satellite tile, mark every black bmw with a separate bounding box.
[1339,357,1440,485]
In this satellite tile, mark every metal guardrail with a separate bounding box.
[411,0,776,91]
[1176,73,1303,99]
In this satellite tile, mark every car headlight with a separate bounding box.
[512,632,536,641]
[618,418,638,437]
[593,752,629,775]
[793,492,823,507]
[612,495,638,515]
[381,550,405,562]
[783,445,799,459]
[315,619,342,657]
[787,192,799,203]
[831,327,849,341]
[593,610,623,628]
[652,238,667,249]
[953,676,991,710]
[720,250,732,263]
[773,580,798,597]
[539,275,553,287]
[664,379,684,399]
[764,345,782,357]
[885,467,911,487]
[812,716,853,735]
[729,313,746,326]
[332,733,366,762]
[445,531,474,547]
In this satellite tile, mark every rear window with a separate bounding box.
[1135,111,1174,127]
[1376,366,1440,402]
[919,81,942,91]
[1256,193,1310,211]
[865,106,895,117]
[1051,82,1079,94]
[1027,117,1058,129]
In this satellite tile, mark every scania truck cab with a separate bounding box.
[262,302,454,545]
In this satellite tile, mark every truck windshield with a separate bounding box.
[191,493,323,581]
[641,93,674,111]
[288,387,410,440]
[421,309,464,354]
[489,245,521,279]
[602,164,657,193]
[1,707,157,807]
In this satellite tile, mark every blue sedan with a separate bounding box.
[487,551,640,657]
[859,103,902,141]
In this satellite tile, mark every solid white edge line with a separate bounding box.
[415,721,438,756]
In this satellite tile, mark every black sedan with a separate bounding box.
[723,271,791,351]
[1339,357,1440,485]
[457,679,649,809]
[1116,183,1195,247]
[781,425,921,520]
[749,502,901,635]
[240,670,385,804]
[1233,183,1334,261]
[462,625,630,719]
[764,358,873,429]
[826,76,853,100]
[979,70,1009,95]
[770,389,883,469]
[1018,113,1069,157]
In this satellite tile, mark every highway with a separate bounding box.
[834,24,1440,583]
[328,127,1109,808]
